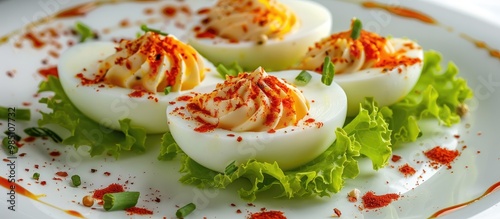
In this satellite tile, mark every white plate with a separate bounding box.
[1,0,499,218]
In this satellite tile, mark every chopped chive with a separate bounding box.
[216,63,243,79]
[140,24,169,36]
[294,70,312,86]
[4,131,21,141]
[164,86,172,95]
[24,127,62,143]
[216,64,230,78]
[75,21,94,43]
[224,161,238,175]
[0,107,31,121]
[350,18,363,40]
[2,137,18,155]
[176,203,196,218]
[33,172,40,180]
[103,191,140,211]
[71,175,81,187]
[321,57,335,86]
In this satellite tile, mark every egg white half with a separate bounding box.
[58,41,222,134]
[188,0,332,71]
[335,38,424,116]
[166,70,347,172]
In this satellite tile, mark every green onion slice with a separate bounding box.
[33,172,40,180]
[224,161,238,175]
[71,175,81,187]
[0,106,31,121]
[4,131,21,141]
[2,137,18,155]
[294,70,312,86]
[350,18,363,40]
[176,203,196,218]
[24,127,62,143]
[216,63,243,79]
[103,191,140,211]
[75,21,93,43]
[140,24,169,36]
[164,86,172,95]
[321,57,335,86]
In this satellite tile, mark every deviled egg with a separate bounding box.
[188,0,332,70]
[58,32,221,134]
[298,19,424,116]
[166,67,347,172]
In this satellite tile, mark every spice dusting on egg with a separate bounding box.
[76,32,206,94]
[166,67,346,172]
[185,67,310,132]
[298,19,424,116]
[298,18,422,74]
[194,0,298,44]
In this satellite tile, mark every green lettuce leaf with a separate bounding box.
[38,76,147,158]
[383,50,473,144]
[166,99,389,201]
[343,98,392,170]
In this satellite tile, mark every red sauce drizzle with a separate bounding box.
[460,33,500,61]
[0,176,84,218]
[54,2,98,18]
[361,1,436,24]
[429,181,500,218]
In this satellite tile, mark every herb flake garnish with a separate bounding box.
[164,86,172,95]
[75,21,94,43]
[140,24,169,36]
[103,191,140,211]
[294,70,312,86]
[176,203,196,218]
[0,106,31,121]
[224,161,238,175]
[350,18,362,40]
[24,127,62,143]
[321,57,335,86]
[216,62,243,79]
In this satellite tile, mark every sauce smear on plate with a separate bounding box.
[429,181,500,218]
[0,176,85,218]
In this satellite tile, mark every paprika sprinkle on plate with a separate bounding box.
[424,146,460,169]
[398,163,416,177]
[248,210,286,219]
[361,191,400,209]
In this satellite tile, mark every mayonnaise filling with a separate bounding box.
[187,67,309,132]
[201,0,298,43]
[96,32,205,93]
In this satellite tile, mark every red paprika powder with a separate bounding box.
[126,206,153,215]
[398,163,416,177]
[424,146,460,169]
[362,191,400,209]
[92,183,125,200]
[248,210,286,219]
